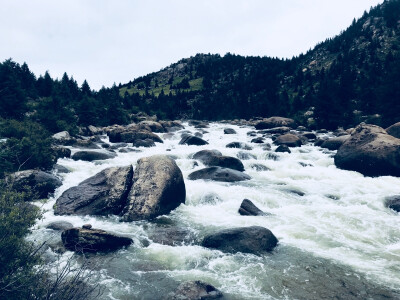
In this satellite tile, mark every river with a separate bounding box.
[31,122,400,299]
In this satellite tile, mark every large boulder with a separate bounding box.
[54,166,133,216]
[202,226,278,254]
[193,150,244,172]
[386,122,400,139]
[334,124,400,177]
[179,135,208,146]
[10,170,62,199]
[122,155,186,221]
[71,151,116,161]
[108,127,163,144]
[273,134,302,147]
[224,128,237,134]
[255,117,296,130]
[61,227,132,253]
[188,167,251,182]
[169,281,223,300]
[320,135,350,150]
[52,131,75,145]
[46,221,74,231]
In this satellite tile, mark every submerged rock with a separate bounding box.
[334,124,400,177]
[239,199,268,216]
[147,226,196,246]
[193,150,244,171]
[169,280,223,300]
[54,166,133,216]
[202,226,278,254]
[61,227,132,252]
[226,142,253,150]
[188,167,251,182]
[250,163,271,171]
[385,196,400,212]
[9,170,62,199]
[122,155,186,221]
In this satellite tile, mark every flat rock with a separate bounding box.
[188,166,251,182]
[54,166,133,216]
[72,151,116,161]
[320,135,350,150]
[61,227,132,253]
[46,221,74,231]
[202,226,278,254]
[122,155,186,221]
[255,117,296,130]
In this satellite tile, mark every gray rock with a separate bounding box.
[188,167,251,182]
[179,135,208,146]
[61,227,132,253]
[261,126,291,134]
[46,221,74,231]
[251,137,265,143]
[239,199,268,216]
[138,121,165,133]
[72,151,117,161]
[72,139,100,149]
[53,164,70,173]
[52,146,71,159]
[202,226,278,254]
[122,155,186,221]
[193,150,244,171]
[224,128,237,134]
[334,124,400,177]
[54,166,133,216]
[320,135,350,150]
[169,281,223,300]
[301,132,317,140]
[10,170,62,199]
[133,139,156,148]
[147,226,196,246]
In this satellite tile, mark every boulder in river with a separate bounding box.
[193,150,244,171]
[202,226,278,254]
[188,166,251,182]
[238,199,268,216]
[72,150,117,161]
[9,170,62,199]
[138,121,165,133]
[255,117,296,130]
[168,280,223,300]
[273,134,302,147]
[54,166,133,216]
[46,221,74,231]
[179,135,208,146]
[275,145,291,153]
[334,123,400,177]
[122,155,186,221]
[61,227,132,253]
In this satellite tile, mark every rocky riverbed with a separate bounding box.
[27,120,400,299]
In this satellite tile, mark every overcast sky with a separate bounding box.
[1,0,383,90]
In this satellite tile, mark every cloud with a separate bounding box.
[0,0,383,89]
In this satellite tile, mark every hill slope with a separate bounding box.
[120,0,400,129]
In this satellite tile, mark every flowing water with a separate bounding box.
[31,122,400,299]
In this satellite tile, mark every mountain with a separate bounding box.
[119,0,400,129]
